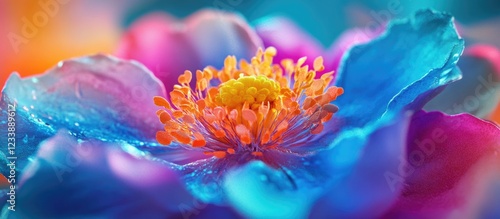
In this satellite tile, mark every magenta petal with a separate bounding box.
[115,13,201,91]
[384,111,500,218]
[254,17,325,70]
[16,131,194,218]
[116,10,262,90]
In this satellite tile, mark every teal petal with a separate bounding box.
[332,9,464,142]
[223,161,321,219]
[177,150,331,207]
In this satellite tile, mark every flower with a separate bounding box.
[152,47,343,162]
[1,9,500,218]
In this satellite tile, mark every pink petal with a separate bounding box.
[254,17,325,70]
[115,13,200,91]
[116,10,262,91]
[384,111,500,218]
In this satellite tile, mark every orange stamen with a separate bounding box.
[154,47,343,159]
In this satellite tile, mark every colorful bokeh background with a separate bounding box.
[1,0,500,120]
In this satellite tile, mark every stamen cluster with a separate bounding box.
[154,47,343,158]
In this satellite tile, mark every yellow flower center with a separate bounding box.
[153,47,343,159]
[215,75,281,109]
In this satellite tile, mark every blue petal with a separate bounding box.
[10,131,216,218]
[175,157,228,204]
[333,9,464,138]
[176,150,331,209]
[0,99,53,176]
[0,55,166,174]
[310,113,410,218]
[222,161,322,219]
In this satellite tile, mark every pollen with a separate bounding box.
[215,75,281,109]
[153,47,344,159]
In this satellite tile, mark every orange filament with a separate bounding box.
[154,47,344,159]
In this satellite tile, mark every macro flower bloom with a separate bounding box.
[151,47,343,162]
[1,9,500,219]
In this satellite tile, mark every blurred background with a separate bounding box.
[1,0,499,87]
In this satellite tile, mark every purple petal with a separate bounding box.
[384,111,500,218]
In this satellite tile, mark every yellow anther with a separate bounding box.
[215,75,281,109]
